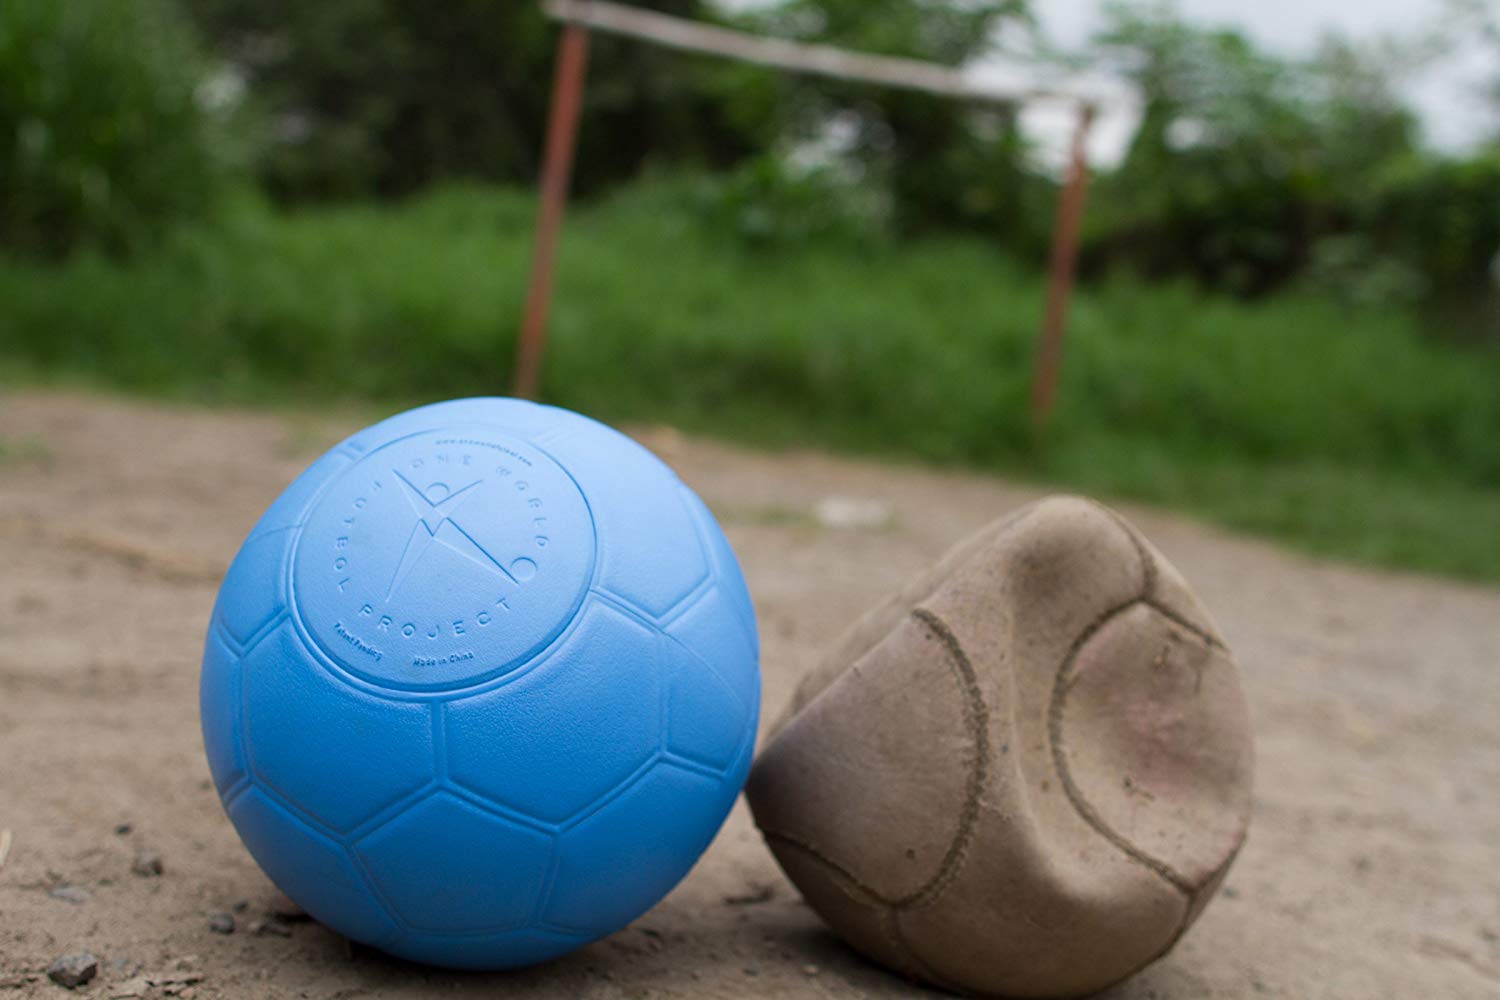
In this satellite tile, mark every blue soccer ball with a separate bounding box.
[199,398,760,968]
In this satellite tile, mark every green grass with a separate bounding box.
[3,179,1498,581]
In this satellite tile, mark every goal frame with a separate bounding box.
[513,0,1098,425]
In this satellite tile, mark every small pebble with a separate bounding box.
[208,913,235,935]
[114,823,133,836]
[132,851,164,877]
[803,964,821,976]
[48,886,92,904]
[46,953,98,989]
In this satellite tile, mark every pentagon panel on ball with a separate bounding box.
[199,398,760,969]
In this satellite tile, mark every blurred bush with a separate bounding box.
[1357,152,1500,337]
[739,0,1053,250]
[692,155,892,249]
[183,0,779,200]
[1086,7,1418,297]
[182,0,1056,255]
[1085,4,1499,331]
[0,0,229,257]
[3,181,1497,576]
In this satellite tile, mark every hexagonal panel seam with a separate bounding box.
[216,581,291,653]
[241,521,297,550]
[242,772,346,839]
[210,617,246,659]
[679,485,758,647]
[654,572,716,631]
[528,830,567,927]
[351,793,557,937]
[658,751,726,781]
[341,838,421,940]
[678,483,732,579]
[663,630,751,715]
[660,633,756,774]
[554,752,662,834]
[216,604,290,661]
[662,581,760,675]
[343,781,445,843]
[238,786,407,946]
[661,678,754,778]
[589,485,712,621]
[657,634,670,758]
[235,626,438,839]
[242,756,430,840]
[441,722,660,832]
[716,699,758,784]
[218,773,254,813]
[725,583,761,663]
[435,779,563,836]
[585,585,672,634]
[664,714,756,786]
[218,529,295,635]
[204,625,249,788]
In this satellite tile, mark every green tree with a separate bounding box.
[1088,2,1419,296]
[739,0,1048,245]
[0,0,228,257]
[185,0,776,200]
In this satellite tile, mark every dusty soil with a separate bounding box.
[1,389,1497,999]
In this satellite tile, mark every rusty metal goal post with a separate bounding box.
[514,0,1100,426]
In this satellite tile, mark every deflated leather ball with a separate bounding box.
[200,398,759,968]
[747,497,1253,998]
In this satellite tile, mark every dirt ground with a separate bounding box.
[1,389,1497,999]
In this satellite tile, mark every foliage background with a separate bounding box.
[1,0,1497,578]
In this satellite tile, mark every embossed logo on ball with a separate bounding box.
[291,429,596,692]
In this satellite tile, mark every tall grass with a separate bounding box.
[3,180,1497,580]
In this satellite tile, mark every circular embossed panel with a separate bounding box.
[292,428,596,692]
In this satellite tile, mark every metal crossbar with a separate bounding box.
[515,1,1098,425]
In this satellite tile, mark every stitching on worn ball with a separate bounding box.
[1047,595,1200,897]
[1087,499,1158,598]
[895,609,991,913]
[758,830,885,905]
[1144,598,1228,652]
[889,909,974,993]
[1091,498,1227,652]
[757,608,992,916]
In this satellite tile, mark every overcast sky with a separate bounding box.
[1036,0,1496,156]
[719,0,1497,164]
